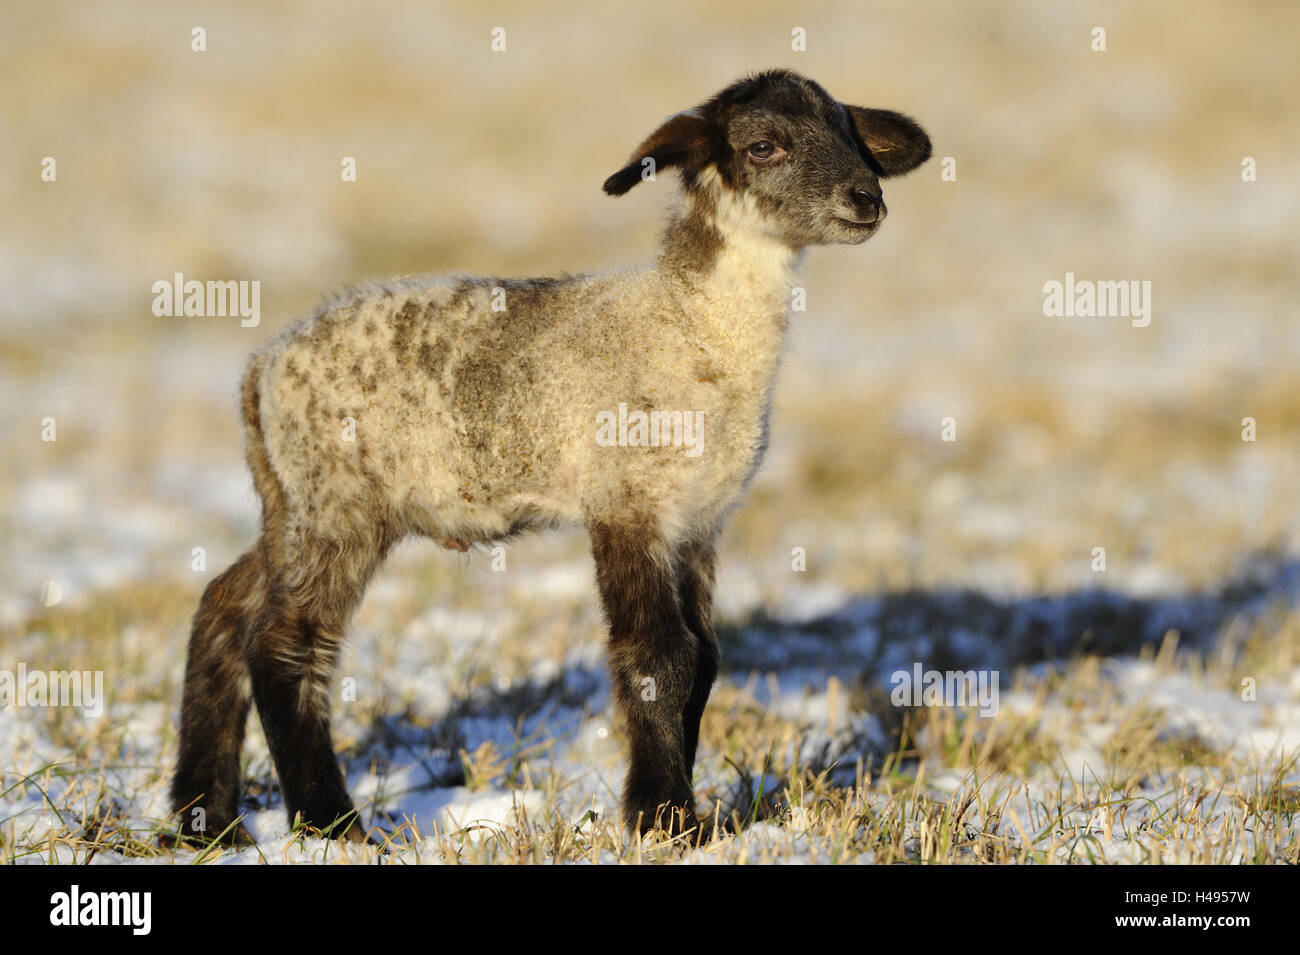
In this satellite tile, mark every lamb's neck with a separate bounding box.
[658,197,803,365]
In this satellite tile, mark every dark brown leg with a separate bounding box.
[242,530,386,840]
[677,534,719,774]
[171,550,264,844]
[590,518,701,836]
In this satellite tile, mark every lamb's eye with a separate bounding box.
[747,141,778,160]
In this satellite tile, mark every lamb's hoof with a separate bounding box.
[690,809,732,844]
[294,809,376,845]
[326,824,388,850]
[630,802,705,842]
[336,821,382,846]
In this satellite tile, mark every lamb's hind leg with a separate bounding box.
[590,518,701,836]
[171,549,264,844]
[244,530,386,841]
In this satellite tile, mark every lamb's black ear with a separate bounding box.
[843,106,932,178]
[603,110,712,196]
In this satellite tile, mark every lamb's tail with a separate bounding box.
[240,354,290,544]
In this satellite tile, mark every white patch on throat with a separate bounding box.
[691,167,801,303]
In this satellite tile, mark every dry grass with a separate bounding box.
[3,576,1298,864]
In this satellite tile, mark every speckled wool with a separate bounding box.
[171,69,932,843]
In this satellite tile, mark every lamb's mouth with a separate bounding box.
[836,217,881,229]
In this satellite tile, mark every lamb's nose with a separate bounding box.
[852,187,886,222]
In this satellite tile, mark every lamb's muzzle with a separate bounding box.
[170,68,931,844]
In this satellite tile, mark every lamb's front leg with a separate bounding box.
[590,519,701,836]
[676,534,719,774]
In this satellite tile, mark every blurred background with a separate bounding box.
[4,0,1297,604]
[1,1,1298,861]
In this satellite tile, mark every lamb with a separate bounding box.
[170,68,931,844]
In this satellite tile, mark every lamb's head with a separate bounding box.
[603,69,931,248]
